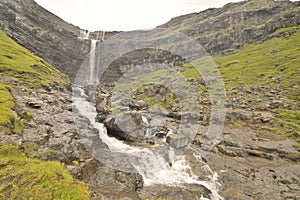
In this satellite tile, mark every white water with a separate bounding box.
[83,31,106,85]
[101,31,105,41]
[88,40,98,85]
[73,87,224,200]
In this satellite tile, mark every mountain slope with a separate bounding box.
[0,28,69,134]
[159,0,300,55]
[0,0,119,80]
[0,0,89,80]
[0,29,69,88]
[0,28,89,199]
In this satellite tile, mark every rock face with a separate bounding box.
[159,0,300,55]
[0,0,118,81]
[2,0,300,83]
[205,127,300,200]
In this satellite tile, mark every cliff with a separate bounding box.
[159,0,300,55]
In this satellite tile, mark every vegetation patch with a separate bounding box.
[0,144,89,200]
[178,26,300,101]
[0,84,15,134]
[0,29,69,89]
[215,26,300,100]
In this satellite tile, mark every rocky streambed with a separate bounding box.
[1,82,299,200]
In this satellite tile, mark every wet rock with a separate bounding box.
[104,115,139,141]
[95,93,108,112]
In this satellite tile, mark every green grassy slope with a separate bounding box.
[0,145,89,200]
[0,28,70,135]
[0,29,69,88]
[184,26,300,143]
[216,26,300,100]
[181,26,300,100]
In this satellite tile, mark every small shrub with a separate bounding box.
[13,117,24,134]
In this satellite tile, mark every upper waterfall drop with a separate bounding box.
[88,39,98,85]
[78,30,106,85]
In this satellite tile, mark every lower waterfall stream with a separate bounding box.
[73,87,224,200]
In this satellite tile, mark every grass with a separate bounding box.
[0,29,90,199]
[266,110,300,142]
[278,110,300,125]
[0,145,89,200]
[215,26,300,100]
[134,85,180,111]
[22,110,34,121]
[0,29,69,89]
[180,26,300,101]
[0,28,72,135]
[13,117,24,135]
[0,84,15,134]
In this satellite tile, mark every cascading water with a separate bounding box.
[88,40,98,85]
[72,87,224,200]
[83,31,106,85]
[101,31,105,42]
[75,29,223,200]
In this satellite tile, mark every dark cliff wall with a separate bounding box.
[0,0,118,81]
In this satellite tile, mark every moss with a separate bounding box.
[0,29,69,89]
[278,110,300,125]
[0,84,15,134]
[292,144,300,152]
[0,144,89,200]
[266,118,300,142]
[22,110,34,121]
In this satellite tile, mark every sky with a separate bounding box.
[33,0,253,31]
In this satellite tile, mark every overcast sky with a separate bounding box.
[33,0,263,31]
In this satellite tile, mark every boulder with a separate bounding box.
[26,98,43,108]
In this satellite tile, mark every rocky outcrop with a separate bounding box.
[159,0,300,55]
[0,84,146,199]
[203,126,300,199]
[0,0,117,81]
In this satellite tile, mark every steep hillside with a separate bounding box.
[1,0,299,82]
[0,29,90,199]
[0,28,68,133]
[0,0,118,80]
[0,29,69,88]
[184,25,300,143]
[159,0,300,55]
[0,0,89,80]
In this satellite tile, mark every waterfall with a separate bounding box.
[82,31,106,85]
[101,31,105,41]
[72,87,224,200]
[88,40,98,85]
